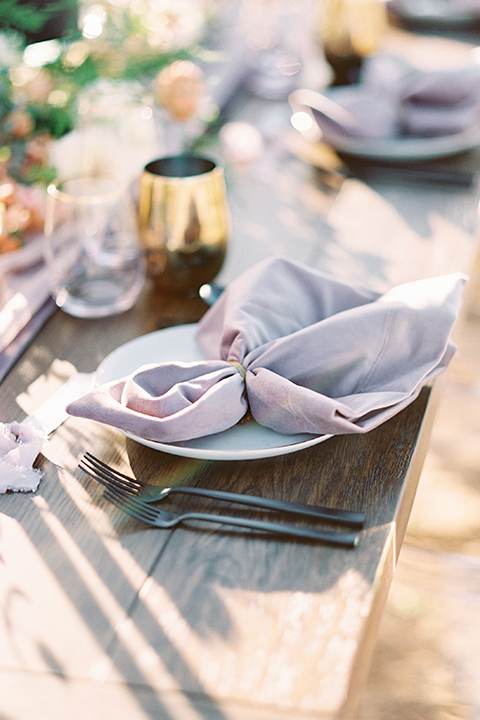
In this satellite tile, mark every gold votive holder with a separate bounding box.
[138,155,231,295]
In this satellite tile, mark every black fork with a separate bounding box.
[79,453,366,528]
[103,485,361,547]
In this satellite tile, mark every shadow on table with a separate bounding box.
[0,388,430,719]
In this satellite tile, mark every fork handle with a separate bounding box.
[179,512,359,547]
[163,486,365,528]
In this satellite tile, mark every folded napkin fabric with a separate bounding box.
[398,64,480,137]
[67,257,466,443]
[389,0,480,20]
[0,421,47,493]
[310,54,480,141]
[310,88,400,140]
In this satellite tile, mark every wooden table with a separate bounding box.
[2,30,480,720]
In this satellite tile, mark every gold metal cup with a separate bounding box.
[138,155,230,294]
[319,0,388,85]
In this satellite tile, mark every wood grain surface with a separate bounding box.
[0,279,437,720]
[2,26,480,718]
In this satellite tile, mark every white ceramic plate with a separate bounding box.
[323,124,480,161]
[291,87,480,162]
[95,323,332,460]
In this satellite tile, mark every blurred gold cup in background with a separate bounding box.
[319,0,388,85]
[138,155,230,294]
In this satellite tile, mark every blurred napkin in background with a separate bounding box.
[67,257,466,443]
[389,0,480,23]
[303,53,480,141]
[0,238,52,356]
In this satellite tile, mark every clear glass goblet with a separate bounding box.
[44,176,145,318]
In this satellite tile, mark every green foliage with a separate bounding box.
[29,102,74,139]
[0,0,76,36]
[0,0,211,188]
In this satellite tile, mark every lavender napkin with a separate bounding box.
[389,0,480,21]
[308,54,480,141]
[66,257,465,443]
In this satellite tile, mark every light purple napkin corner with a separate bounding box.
[66,257,466,443]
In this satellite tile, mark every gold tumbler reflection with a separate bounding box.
[138,156,230,294]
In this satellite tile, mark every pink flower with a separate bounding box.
[153,60,206,123]
[4,109,35,139]
[11,182,46,233]
[23,132,52,168]
[23,69,56,105]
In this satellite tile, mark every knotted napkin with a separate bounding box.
[66,257,465,443]
[308,53,480,141]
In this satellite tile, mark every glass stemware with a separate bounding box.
[44,176,145,318]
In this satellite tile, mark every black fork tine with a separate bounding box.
[79,453,366,528]
[78,457,125,493]
[113,489,160,520]
[84,452,143,488]
[104,487,161,523]
[80,454,140,494]
[83,452,145,488]
[104,486,360,546]
[80,462,131,495]
[104,492,150,523]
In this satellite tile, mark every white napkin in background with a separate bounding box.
[66,257,466,444]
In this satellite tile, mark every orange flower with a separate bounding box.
[153,60,206,123]
[0,178,46,253]
[0,233,22,253]
[4,109,35,139]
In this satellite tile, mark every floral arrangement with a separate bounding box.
[0,30,76,253]
[0,0,213,255]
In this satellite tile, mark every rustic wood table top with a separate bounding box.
[2,26,480,720]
